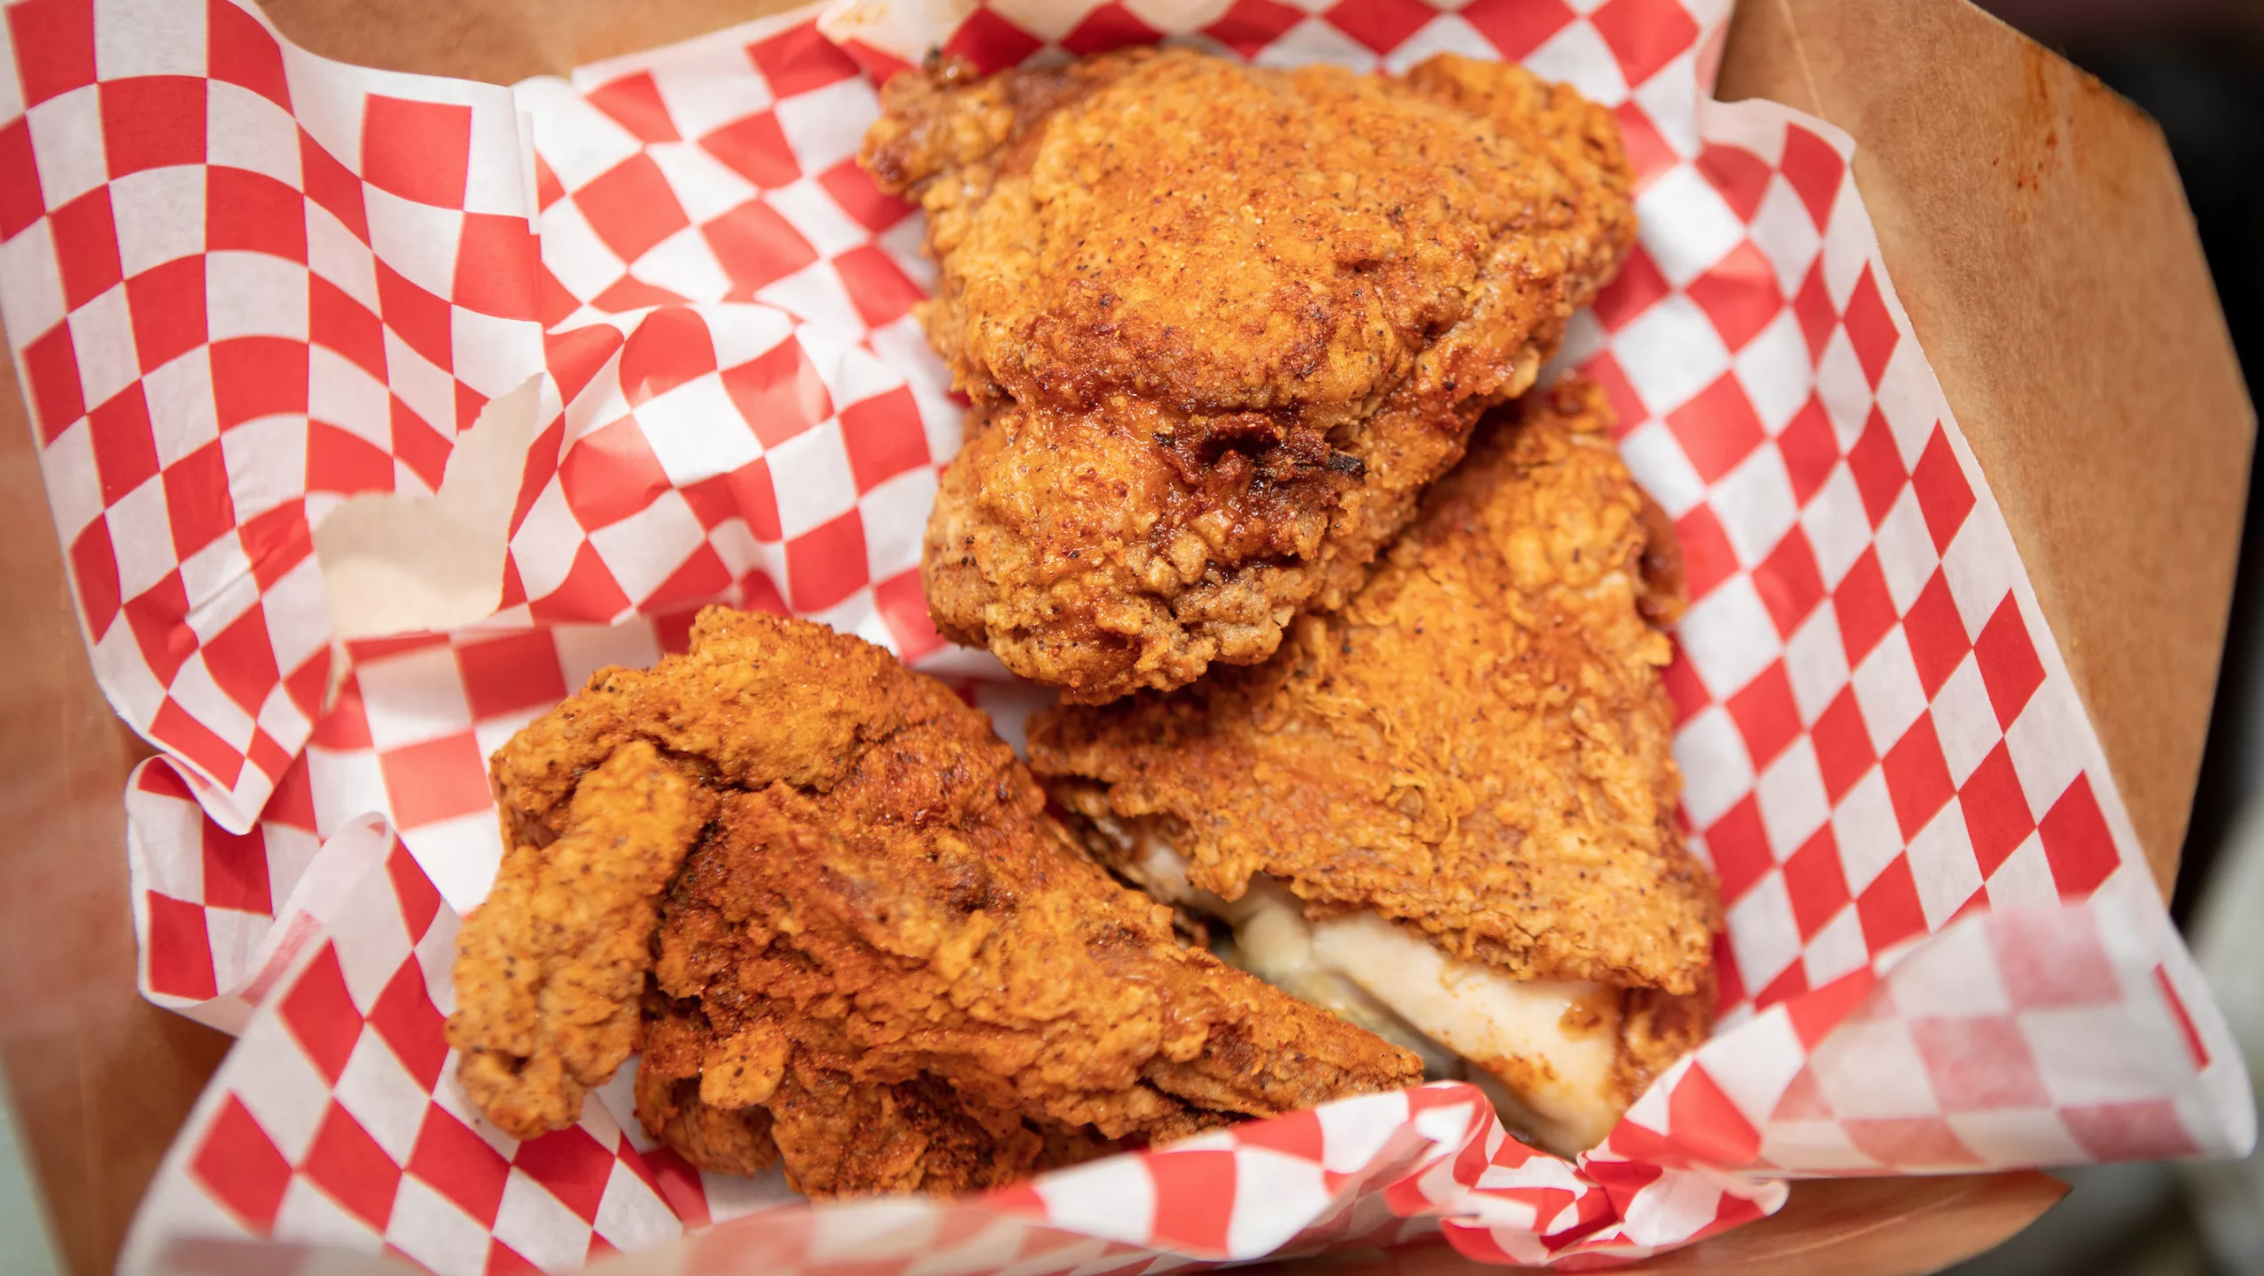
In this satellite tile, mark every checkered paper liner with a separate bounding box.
[0,0,2250,1269]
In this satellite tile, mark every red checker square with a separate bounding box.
[1908,1016,2050,1111]
[1753,527,1825,637]
[1321,0,1432,54]
[2061,1101,2200,1162]
[586,71,680,145]
[1672,505,1738,604]
[1685,242,1782,353]
[69,519,121,640]
[1667,374,1768,485]
[301,130,368,242]
[1959,743,2036,878]
[677,472,739,530]
[1661,644,1711,723]
[0,120,42,240]
[9,0,95,107]
[454,212,539,322]
[384,842,443,943]
[211,336,310,429]
[645,543,734,611]
[652,607,701,657]
[1697,143,1772,222]
[280,943,361,1085]
[100,77,207,177]
[154,695,243,787]
[835,246,927,330]
[1062,2,1165,55]
[514,1125,615,1223]
[1754,960,1809,1013]
[124,572,192,685]
[1832,549,1896,665]
[700,110,800,189]
[747,22,863,98]
[737,566,788,616]
[363,96,472,209]
[22,322,86,443]
[1792,259,1835,364]
[208,167,308,263]
[1726,662,1801,770]
[592,275,687,312]
[246,729,292,784]
[311,275,386,381]
[1972,594,2046,728]
[1458,0,1576,61]
[529,542,634,624]
[534,154,565,211]
[1841,1117,1979,1168]
[163,441,237,558]
[376,261,454,374]
[1855,855,1925,952]
[303,1104,402,1230]
[209,0,291,110]
[619,307,718,405]
[1144,1149,1236,1252]
[264,756,319,831]
[379,733,494,829]
[1709,931,1746,1015]
[941,8,1044,74]
[1787,967,1880,1050]
[204,604,281,720]
[724,338,834,452]
[408,1108,511,1227]
[307,421,395,495]
[1845,407,1906,528]
[1591,0,1700,87]
[558,416,671,530]
[458,630,569,721]
[704,199,820,296]
[1701,795,1773,905]
[839,387,930,492]
[1780,125,1846,231]
[1881,714,1954,840]
[1782,826,1850,940]
[1777,394,1838,504]
[1665,1063,1763,1166]
[489,1239,542,1274]
[1990,905,2122,1009]
[192,1097,292,1231]
[817,159,914,233]
[785,511,869,612]
[1770,1066,1830,1121]
[1910,426,1975,552]
[50,187,122,308]
[310,673,374,750]
[1902,571,1969,697]
[89,384,160,504]
[576,153,692,264]
[1589,245,1669,334]
[874,568,943,663]
[145,889,219,1001]
[2038,774,2119,900]
[1582,350,1647,437]
[245,503,316,592]
[1843,265,1899,389]
[544,324,626,406]
[1202,0,1305,59]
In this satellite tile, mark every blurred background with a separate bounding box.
[1946,3,2264,1274]
[0,1,2257,1274]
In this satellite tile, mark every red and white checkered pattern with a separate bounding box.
[2,0,2249,1270]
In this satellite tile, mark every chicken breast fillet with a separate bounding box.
[1028,379,1719,1155]
[862,48,1637,704]
[445,608,1420,1196]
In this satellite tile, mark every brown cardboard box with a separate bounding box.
[0,0,2248,1271]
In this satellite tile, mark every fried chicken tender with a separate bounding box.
[1029,379,1719,1154]
[862,48,1637,704]
[449,608,1419,1194]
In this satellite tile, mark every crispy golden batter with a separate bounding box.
[863,48,1636,703]
[1030,379,1719,996]
[451,609,1419,1194]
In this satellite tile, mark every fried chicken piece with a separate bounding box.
[447,741,716,1140]
[1029,379,1719,1155]
[862,48,1637,704]
[452,608,1420,1193]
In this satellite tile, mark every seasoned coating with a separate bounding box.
[454,608,1420,1194]
[1031,378,1719,996]
[447,742,716,1140]
[862,48,1637,703]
